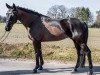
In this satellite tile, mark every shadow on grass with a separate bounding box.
[0,66,99,75]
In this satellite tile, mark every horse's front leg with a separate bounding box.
[32,40,43,73]
[38,50,44,70]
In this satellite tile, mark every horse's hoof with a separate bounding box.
[88,71,94,75]
[38,66,43,70]
[33,69,37,73]
[88,72,93,75]
[72,68,77,72]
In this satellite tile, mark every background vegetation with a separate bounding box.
[0,5,100,63]
[1,5,100,28]
[0,23,100,64]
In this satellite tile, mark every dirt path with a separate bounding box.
[0,58,99,75]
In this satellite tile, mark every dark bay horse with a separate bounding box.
[5,3,93,75]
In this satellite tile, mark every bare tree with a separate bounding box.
[47,5,68,19]
[96,10,100,23]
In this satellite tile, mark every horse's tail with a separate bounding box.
[83,22,88,44]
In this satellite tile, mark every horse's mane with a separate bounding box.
[17,6,49,17]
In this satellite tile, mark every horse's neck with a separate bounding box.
[18,12,37,28]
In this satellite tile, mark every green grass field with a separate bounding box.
[0,23,100,63]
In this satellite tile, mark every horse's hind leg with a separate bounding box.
[73,41,81,72]
[79,49,86,68]
[86,45,93,75]
[80,44,93,75]
[80,52,86,68]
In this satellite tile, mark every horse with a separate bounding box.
[5,3,93,75]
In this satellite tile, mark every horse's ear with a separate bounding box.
[6,3,12,9]
[13,3,16,11]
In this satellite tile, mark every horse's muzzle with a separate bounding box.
[5,26,11,31]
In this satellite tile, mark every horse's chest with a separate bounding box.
[27,27,43,41]
[27,28,34,41]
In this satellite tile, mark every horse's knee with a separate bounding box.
[35,50,42,56]
[35,53,39,57]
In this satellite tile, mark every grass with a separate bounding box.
[0,23,100,64]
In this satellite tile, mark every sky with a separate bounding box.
[0,0,100,19]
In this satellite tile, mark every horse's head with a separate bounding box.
[5,3,18,31]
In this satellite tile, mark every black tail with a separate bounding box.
[83,22,88,44]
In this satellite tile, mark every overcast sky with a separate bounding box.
[0,0,100,19]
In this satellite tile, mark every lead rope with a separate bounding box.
[0,31,10,43]
[0,31,6,40]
